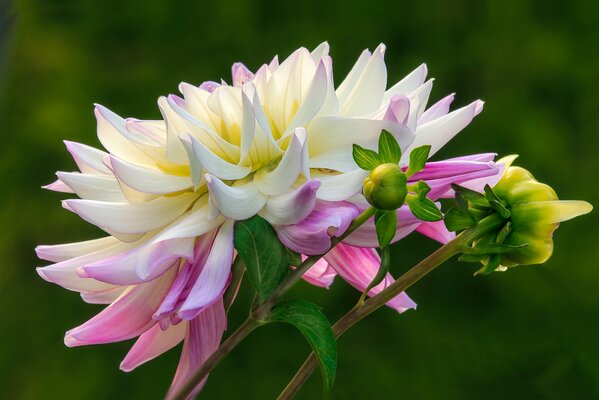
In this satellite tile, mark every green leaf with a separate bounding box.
[484,184,500,203]
[451,183,489,207]
[405,145,431,177]
[374,209,397,248]
[233,215,289,302]
[444,208,475,231]
[378,130,401,164]
[268,300,337,389]
[407,196,443,222]
[352,144,381,170]
[363,246,391,295]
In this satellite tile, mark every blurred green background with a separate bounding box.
[1,0,598,398]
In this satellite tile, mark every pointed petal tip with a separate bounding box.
[474,100,485,115]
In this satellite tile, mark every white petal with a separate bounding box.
[36,236,120,263]
[310,42,330,62]
[308,117,414,172]
[282,60,328,137]
[64,141,112,174]
[312,169,369,201]
[259,180,320,225]
[403,100,484,161]
[405,79,434,131]
[95,105,159,167]
[109,155,192,194]
[205,175,266,220]
[383,63,428,104]
[184,133,250,180]
[239,91,256,161]
[336,49,371,102]
[63,193,197,234]
[338,44,387,117]
[56,172,126,202]
[254,128,305,196]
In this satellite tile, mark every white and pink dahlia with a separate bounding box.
[37,43,499,396]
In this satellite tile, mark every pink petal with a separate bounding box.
[120,322,187,372]
[82,237,195,285]
[154,232,216,321]
[383,94,410,124]
[301,258,337,289]
[167,299,227,400]
[416,220,455,244]
[64,267,177,347]
[343,206,421,248]
[199,81,220,93]
[274,201,359,255]
[324,243,416,313]
[231,62,254,87]
[178,221,234,320]
[418,93,454,125]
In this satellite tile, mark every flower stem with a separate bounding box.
[169,206,376,400]
[277,214,505,400]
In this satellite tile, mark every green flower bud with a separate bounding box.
[483,157,592,268]
[363,163,408,210]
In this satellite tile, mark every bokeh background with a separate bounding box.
[1,0,598,399]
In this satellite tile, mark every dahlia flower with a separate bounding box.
[37,43,500,397]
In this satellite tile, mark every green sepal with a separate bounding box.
[489,199,511,219]
[495,221,512,244]
[458,253,489,263]
[268,300,337,390]
[352,144,381,171]
[407,195,443,222]
[444,208,475,232]
[374,209,397,248]
[285,247,302,267]
[451,183,490,207]
[233,215,289,302]
[378,130,402,164]
[415,181,431,200]
[405,145,431,178]
[474,254,501,276]
[462,242,528,255]
[363,246,391,296]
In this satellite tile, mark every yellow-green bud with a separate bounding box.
[363,163,408,210]
[492,161,592,267]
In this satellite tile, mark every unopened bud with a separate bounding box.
[363,163,408,210]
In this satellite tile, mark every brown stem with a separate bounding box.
[277,214,504,400]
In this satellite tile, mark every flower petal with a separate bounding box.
[343,206,421,248]
[64,267,177,347]
[274,201,359,255]
[183,134,250,181]
[178,221,234,320]
[301,258,337,289]
[260,180,320,225]
[383,63,428,104]
[56,172,125,201]
[254,128,306,195]
[108,155,192,194]
[418,93,454,125]
[167,299,227,400]
[120,321,187,372]
[205,176,266,220]
[416,220,455,244]
[325,243,417,313]
[63,193,197,234]
[311,169,368,201]
[338,44,387,117]
[36,236,120,263]
[64,140,112,174]
[403,100,484,161]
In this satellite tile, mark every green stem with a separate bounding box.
[169,206,376,400]
[277,214,504,400]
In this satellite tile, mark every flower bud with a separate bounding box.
[363,163,408,210]
[491,161,592,267]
